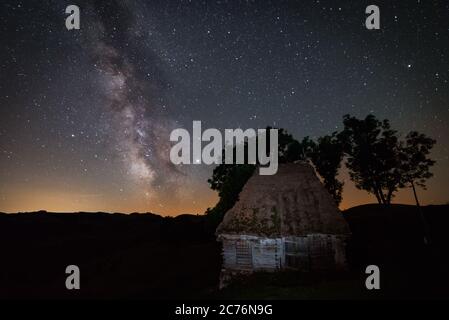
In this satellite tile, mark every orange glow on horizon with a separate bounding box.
[1,165,447,216]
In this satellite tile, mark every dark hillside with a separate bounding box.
[343,204,449,298]
[1,204,448,299]
[0,212,221,299]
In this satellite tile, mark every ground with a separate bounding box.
[0,204,448,299]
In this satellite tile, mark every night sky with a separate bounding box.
[1,0,448,215]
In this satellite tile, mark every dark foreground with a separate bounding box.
[0,204,448,299]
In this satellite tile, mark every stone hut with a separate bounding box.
[216,162,350,285]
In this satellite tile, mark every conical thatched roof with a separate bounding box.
[216,162,350,237]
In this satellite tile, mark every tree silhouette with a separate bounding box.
[268,127,302,163]
[206,115,436,232]
[397,131,436,244]
[309,133,344,205]
[297,136,316,161]
[338,114,400,204]
[205,162,255,232]
[339,114,436,205]
[398,131,436,206]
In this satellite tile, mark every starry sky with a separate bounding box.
[0,0,448,215]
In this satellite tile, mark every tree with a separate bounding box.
[397,131,436,244]
[339,114,402,205]
[398,131,436,206]
[205,162,255,232]
[269,127,302,163]
[309,133,345,205]
[295,135,345,205]
[297,136,316,161]
[339,114,436,206]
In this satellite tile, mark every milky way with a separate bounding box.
[88,0,188,202]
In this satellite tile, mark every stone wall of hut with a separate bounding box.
[219,233,348,273]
